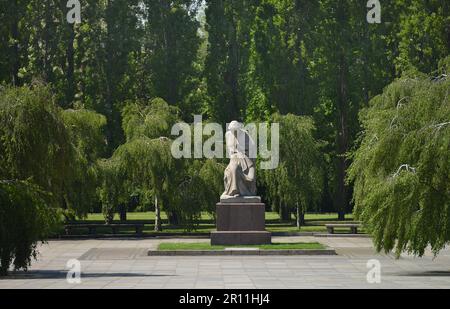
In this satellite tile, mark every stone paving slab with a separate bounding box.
[0,236,449,289]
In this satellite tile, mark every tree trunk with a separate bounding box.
[10,0,20,86]
[167,212,179,226]
[336,52,349,222]
[0,267,7,277]
[104,0,116,149]
[0,250,10,277]
[65,23,76,108]
[279,201,290,222]
[154,196,162,232]
[447,21,450,51]
[227,2,240,121]
[118,204,127,221]
[42,1,53,83]
[296,203,305,228]
[159,0,175,104]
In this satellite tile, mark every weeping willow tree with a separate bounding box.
[122,97,180,141]
[348,57,450,257]
[97,98,180,229]
[97,158,126,224]
[0,85,107,217]
[0,181,59,276]
[198,159,226,216]
[0,84,106,275]
[114,137,176,231]
[261,114,324,227]
[100,97,225,230]
[170,159,225,230]
[0,85,73,207]
[62,109,107,218]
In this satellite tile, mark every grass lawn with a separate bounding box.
[85,211,353,223]
[67,211,358,235]
[157,242,326,251]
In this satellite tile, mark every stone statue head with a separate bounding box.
[228,121,243,132]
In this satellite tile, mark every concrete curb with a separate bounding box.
[147,249,337,256]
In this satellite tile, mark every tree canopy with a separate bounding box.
[348,57,450,257]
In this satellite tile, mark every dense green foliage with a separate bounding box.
[62,108,107,216]
[348,58,450,257]
[202,0,449,219]
[0,181,58,276]
[0,0,202,148]
[0,0,448,268]
[1,1,448,216]
[99,98,224,230]
[261,114,323,225]
[0,85,107,217]
[0,85,72,208]
[0,85,106,274]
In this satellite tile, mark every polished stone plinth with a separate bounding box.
[211,199,271,245]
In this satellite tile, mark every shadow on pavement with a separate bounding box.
[398,270,450,277]
[0,270,174,280]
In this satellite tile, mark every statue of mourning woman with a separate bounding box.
[220,121,260,203]
[212,121,270,245]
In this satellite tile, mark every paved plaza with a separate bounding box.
[0,236,449,289]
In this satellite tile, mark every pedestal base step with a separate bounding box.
[211,231,271,246]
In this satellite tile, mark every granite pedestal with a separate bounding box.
[211,197,272,245]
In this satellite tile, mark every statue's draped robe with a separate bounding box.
[222,130,257,197]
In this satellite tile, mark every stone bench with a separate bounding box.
[64,224,144,236]
[325,223,361,235]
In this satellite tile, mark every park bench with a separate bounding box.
[325,223,361,235]
[64,223,144,236]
